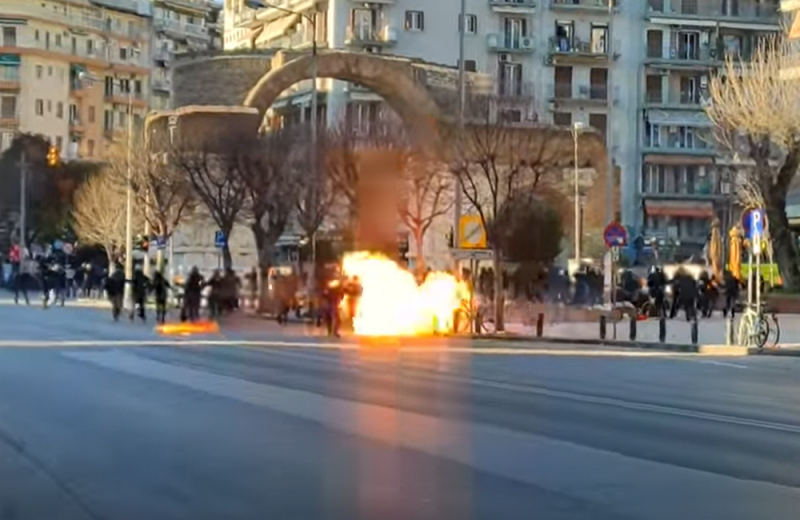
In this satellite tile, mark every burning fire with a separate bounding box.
[341,252,468,336]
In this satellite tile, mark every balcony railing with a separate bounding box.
[154,18,210,40]
[551,0,617,11]
[549,36,608,55]
[489,0,536,7]
[3,0,147,40]
[0,66,20,83]
[487,33,535,52]
[647,0,779,22]
[345,26,398,46]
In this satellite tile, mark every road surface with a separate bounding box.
[1,302,800,519]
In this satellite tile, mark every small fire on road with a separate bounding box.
[341,252,468,337]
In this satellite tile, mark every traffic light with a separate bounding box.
[46,145,60,167]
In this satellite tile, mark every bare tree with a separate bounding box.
[72,170,143,265]
[451,95,569,331]
[234,129,302,276]
[104,140,195,270]
[398,155,453,272]
[172,135,248,270]
[295,127,338,258]
[706,35,800,289]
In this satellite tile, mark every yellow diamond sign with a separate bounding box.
[459,215,487,249]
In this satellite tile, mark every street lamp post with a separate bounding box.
[246,0,318,284]
[572,121,585,262]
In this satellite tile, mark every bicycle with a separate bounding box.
[736,306,780,349]
[453,301,496,335]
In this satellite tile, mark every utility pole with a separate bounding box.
[123,86,134,310]
[605,0,615,224]
[18,150,27,255]
[453,0,466,253]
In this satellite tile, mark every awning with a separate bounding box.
[646,109,712,127]
[644,199,714,218]
[647,16,718,27]
[792,11,800,40]
[255,14,300,46]
[643,154,715,165]
[0,54,20,65]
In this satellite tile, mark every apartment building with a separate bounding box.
[641,0,779,253]
[222,0,779,256]
[0,0,153,160]
[151,0,222,110]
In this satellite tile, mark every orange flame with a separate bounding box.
[341,251,468,336]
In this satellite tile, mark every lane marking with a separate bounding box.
[692,359,749,370]
[0,338,693,357]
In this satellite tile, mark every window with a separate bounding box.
[645,122,661,147]
[457,59,477,72]
[104,109,113,131]
[55,34,61,47]
[47,100,52,113]
[589,68,608,99]
[499,62,523,97]
[589,113,608,142]
[104,76,114,96]
[120,47,127,60]
[118,110,126,127]
[134,80,142,94]
[36,65,43,79]
[554,21,573,51]
[88,106,95,123]
[503,17,527,49]
[45,32,50,49]
[404,11,424,31]
[69,104,78,122]
[55,136,62,150]
[87,139,95,157]
[35,30,39,41]
[554,66,572,98]
[0,96,16,118]
[679,76,699,104]
[71,37,76,55]
[646,30,663,58]
[2,27,16,47]
[645,75,663,103]
[48,66,53,76]
[590,24,608,54]
[35,99,44,116]
[553,112,572,126]
[56,102,63,119]
[86,39,94,55]
[677,31,700,60]
[459,14,478,35]
[351,8,377,40]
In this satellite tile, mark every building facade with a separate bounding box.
[151,0,222,110]
[0,0,154,160]
[222,0,780,256]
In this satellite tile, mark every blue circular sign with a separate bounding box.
[603,222,628,248]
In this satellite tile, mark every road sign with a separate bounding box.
[458,215,487,249]
[155,236,167,251]
[603,221,628,248]
[214,231,227,249]
[450,248,494,261]
[742,208,767,239]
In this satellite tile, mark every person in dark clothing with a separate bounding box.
[151,271,171,324]
[671,269,698,321]
[183,268,204,322]
[697,272,718,318]
[105,265,125,321]
[223,268,241,312]
[206,270,222,319]
[12,263,29,305]
[323,279,345,337]
[722,269,741,318]
[129,267,150,322]
[647,266,667,317]
[39,257,55,309]
[53,263,67,307]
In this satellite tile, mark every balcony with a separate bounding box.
[487,33,535,53]
[0,114,19,129]
[646,0,779,28]
[104,90,148,107]
[69,117,85,134]
[0,66,20,90]
[344,26,398,48]
[645,44,717,69]
[549,83,613,105]
[641,136,716,157]
[152,77,173,93]
[645,89,705,109]
[546,36,616,65]
[489,0,537,12]
[3,0,147,40]
[153,48,173,64]
[160,0,212,13]
[551,0,619,14]
[154,18,210,41]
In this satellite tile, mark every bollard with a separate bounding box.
[725,315,734,346]
[659,316,667,343]
[691,317,699,345]
[599,315,607,340]
[629,313,637,342]
[536,312,544,338]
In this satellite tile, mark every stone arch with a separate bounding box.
[243,51,441,144]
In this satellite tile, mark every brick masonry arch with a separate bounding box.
[243,50,442,144]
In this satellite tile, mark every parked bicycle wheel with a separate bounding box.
[765,314,781,347]
[736,311,757,347]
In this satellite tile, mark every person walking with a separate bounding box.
[182,267,204,322]
[206,270,222,319]
[129,266,150,322]
[151,270,171,324]
[105,264,125,321]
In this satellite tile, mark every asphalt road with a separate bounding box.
[2,301,800,519]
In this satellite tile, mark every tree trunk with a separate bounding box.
[251,223,275,313]
[413,229,425,273]
[766,195,800,291]
[156,249,165,273]
[493,250,504,332]
[221,244,233,271]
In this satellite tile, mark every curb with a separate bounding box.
[467,333,700,353]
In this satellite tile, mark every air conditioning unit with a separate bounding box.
[498,53,510,63]
[700,75,708,88]
[520,37,534,50]
[364,46,379,53]
[544,55,554,66]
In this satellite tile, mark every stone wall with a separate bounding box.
[172,52,275,108]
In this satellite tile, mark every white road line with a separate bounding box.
[692,359,749,369]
